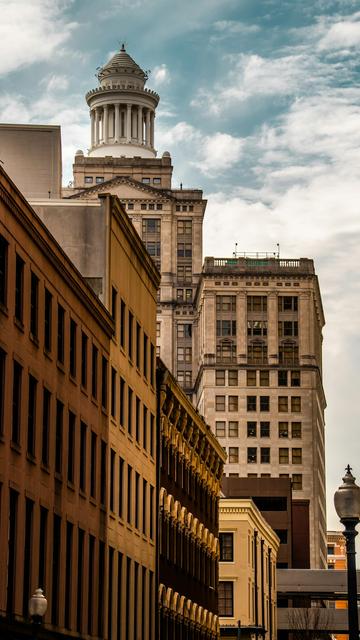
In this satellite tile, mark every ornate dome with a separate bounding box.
[98,44,147,87]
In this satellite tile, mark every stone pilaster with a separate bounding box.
[146,109,151,146]
[126,104,132,142]
[114,104,120,142]
[94,108,100,145]
[137,106,143,144]
[267,291,278,365]
[103,105,108,144]
[236,292,247,365]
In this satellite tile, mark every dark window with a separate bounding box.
[143,334,148,378]
[120,299,126,349]
[260,421,270,438]
[30,272,39,338]
[38,506,48,589]
[150,414,154,457]
[150,485,154,539]
[128,387,133,435]
[0,235,8,307]
[135,472,140,529]
[247,447,257,463]
[70,319,77,377]
[51,514,61,625]
[275,529,288,544]
[143,405,148,451]
[65,522,73,629]
[44,289,52,352]
[92,345,98,398]
[110,449,115,511]
[108,547,114,640]
[218,581,234,616]
[253,496,288,511]
[0,348,6,436]
[128,311,133,361]
[229,370,238,386]
[111,286,117,323]
[247,395,256,411]
[247,296,267,313]
[136,322,141,369]
[22,498,34,616]
[142,479,147,535]
[292,422,302,438]
[90,432,97,499]
[111,367,116,418]
[127,465,132,524]
[117,553,123,639]
[79,421,87,492]
[7,489,18,614]
[15,255,24,323]
[12,360,22,445]
[291,370,301,387]
[81,332,88,387]
[247,421,256,437]
[55,399,63,474]
[278,370,288,386]
[261,447,270,463]
[67,411,75,482]
[219,533,233,561]
[76,528,84,632]
[100,440,107,505]
[260,396,270,411]
[119,457,124,518]
[88,536,95,634]
[27,374,37,456]
[57,304,65,364]
[98,542,105,636]
[150,344,155,386]
[101,356,108,410]
[120,377,125,427]
[135,396,140,443]
[41,389,51,466]
[278,296,298,312]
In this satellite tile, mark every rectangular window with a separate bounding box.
[44,288,52,352]
[177,264,192,282]
[291,370,301,387]
[247,370,257,386]
[136,322,141,369]
[111,286,117,323]
[119,457,124,518]
[260,421,270,438]
[111,367,116,418]
[0,235,8,307]
[27,374,37,456]
[57,304,65,364]
[142,218,160,234]
[51,514,61,626]
[292,448,302,464]
[291,422,302,438]
[216,370,225,386]
[278,320,298,338]
[247,421,256,438]
[177,242,192,258]
[247,396,257,411]
[143,405,148,451]
[216,295,236,312]
[64,522,73,629]
[247,320,267,337]
[142,479,147,535]
[177,220,192,235]
[41,388,51,465]
[228,421,239,437]
[67,411,75,482]
[127,465,132,524]
[218,582,234,617]
[30,272,39,338]
[135,472,140,529]
[38,506,48,591]
[228,370,238,386]
[120,299,126,349]
[110,449,115,511]
[216,319,237,337]
[279,448,289,464]
[247,296,267,313]
[100,440,107,506]
[156,322,161,339]
[228,395,238,411]
[261,447,270,463]
[120,377,125,427]
[215,395,225,411]
[128,311,133,361]
[76,528,84,633]
[150,343,155,386]
[101,356,108,410]
[279,422,289,438]
[92,345,98,399]
[215,421,226,437]
[70,319,77,377]
[128,387,133,435]
[219,533,233,562]
[22,498,34,616]
[228,447,239,463]
[260,396,269,411]
[291,396,301,412]
[150,414,155,457]
[55,399,63,474]
[90,432,97,499]
[278,370,288,386]
[247,447,257,463]
[15,254,24,323]
[81,332,87,387]
[135,396,141,443]
[80,421,87,492]
[278,396,288,412]
[260,370,269,386]
[278,296,298,312]
[150,485,154,539]
[292,473,303,490]
[143,334,148,378]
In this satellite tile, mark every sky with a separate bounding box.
[1,0,360,534]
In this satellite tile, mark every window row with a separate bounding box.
[111,288,155,385]
[215,394,302,413]
[215,421,302,439]
[129,201,163,211]
[223,446,303,466]
[175,204,194,212]
[227,472,303,490]
[3,489,155,638]
[214,295,299,316]
[114,372,155,455]
[176,288,193,302]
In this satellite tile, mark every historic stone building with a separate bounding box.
[195,257,326,568]
[157,359,226,639]
[0,166,159,639]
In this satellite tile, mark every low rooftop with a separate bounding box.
[203,256,315,275]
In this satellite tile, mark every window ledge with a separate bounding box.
[44,348,53,361]
[29,332,39,347]
[14,317,24,332]
[10,441,21,454]
[67,480,75,491]
[26,452,37,465]
[41,463,50,475]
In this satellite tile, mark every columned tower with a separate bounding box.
[86,44,159,159]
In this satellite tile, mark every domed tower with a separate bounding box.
[86,45,159,158]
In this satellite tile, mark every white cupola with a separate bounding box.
[86,45,159,159]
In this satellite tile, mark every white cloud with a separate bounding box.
[213,20,261,34]
[0,0,77,76]
[318,12,360,49]
[40,74,69,92]
[151,64,170,86]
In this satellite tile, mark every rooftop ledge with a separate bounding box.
[203,256,315,275]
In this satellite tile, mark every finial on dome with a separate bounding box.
[121,43,126,52]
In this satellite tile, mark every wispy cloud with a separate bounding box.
[151,63,170,86]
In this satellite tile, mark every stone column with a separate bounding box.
[126,104,132,142]
[150,110,155,147]
[267,291,278,365]
[299,291,312,364]
[95,108,100,145]
[90,109,95,147]
[114,104,120,142]
[202,291,216,362]
[236,292,247,364]
[137,106,143,144]
[146,109,151,146]
[103,105,108,144]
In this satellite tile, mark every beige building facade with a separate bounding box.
[195,257,326,569]
[219,498,279,639]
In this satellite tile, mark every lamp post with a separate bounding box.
[334,465,360,640]
[28,588,47,636]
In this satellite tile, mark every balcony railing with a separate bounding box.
[203,256,314,275]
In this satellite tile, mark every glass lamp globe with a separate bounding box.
[28,588,48,618]
[334,465,360,522]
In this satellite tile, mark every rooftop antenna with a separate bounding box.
[180,182,183,190]
[233,242,238,258]
[277,243,280,258]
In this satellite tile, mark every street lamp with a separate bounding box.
[28,588,47,626]
[334,465,360,640]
